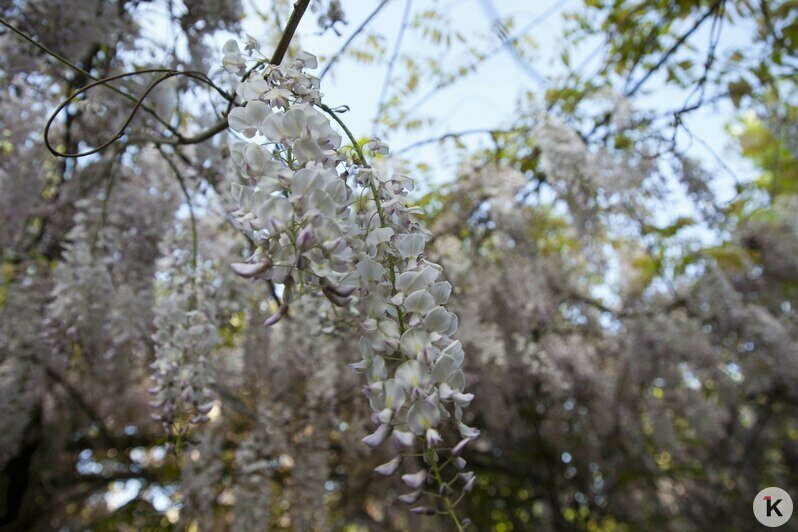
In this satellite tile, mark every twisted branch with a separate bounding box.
[3,0,313,159]
[43,69,232,158]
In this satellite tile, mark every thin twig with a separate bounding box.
[157,148,198,275]
[320,0,392,80]
[130,0,312,148]
[29,355,118,448]
[407,0,568,114]
[43,69,231,158]
[625,0,724,97]
[396,127,524,154]
[481,0,547,84]
[373,0,413,137]
[621,2,679,94]
[127,120,229,147]
[677,0,726,119]
[0,16,179,135]
[28,0,312,157]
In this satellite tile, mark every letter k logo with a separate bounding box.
[754,487,792,526]
[765,496,784,517]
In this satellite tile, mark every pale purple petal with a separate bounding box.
[453,437,471,456]
[374,456,401,476]
[401,469,428,489]
[393,429,415,447]
[398,490,422,504]
[361,423,390,448]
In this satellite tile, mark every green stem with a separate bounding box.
[91,155,120,254]
[320,103,406,333]
[429,448,465,531]
[158,148,198,310]
[321,103,464,528]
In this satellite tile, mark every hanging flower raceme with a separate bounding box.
[223,40,479,527]
[149,236,219,438]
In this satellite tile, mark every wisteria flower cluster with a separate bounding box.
[150,236,219,436]
[223,41,479,526]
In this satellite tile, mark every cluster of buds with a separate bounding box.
[223,41,478,525]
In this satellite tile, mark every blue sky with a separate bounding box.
[133,0,757,218]
[281,0,756,200]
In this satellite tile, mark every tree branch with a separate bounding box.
[30,356,118,448]
[270,0,312,66]
[0,16,179,135]
[43,69,231,157]
[625,0,725,97]
[395,127,524,154]
[23,0,312,157]
[130,0,312,148]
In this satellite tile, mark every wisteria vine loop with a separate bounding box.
[43,68,233,158]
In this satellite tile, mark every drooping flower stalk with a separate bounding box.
[223,41,478,528]
[149,232,219,440]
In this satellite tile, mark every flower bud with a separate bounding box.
[426,428,443,447]
[231,261,271,278]
[264,302,289,326]
[296,226,314,251]
[453,437,471,456]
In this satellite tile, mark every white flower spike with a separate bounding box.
[223,42,477,526]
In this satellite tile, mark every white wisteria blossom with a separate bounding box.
[223,41,478,527]
[149,234,220,436]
